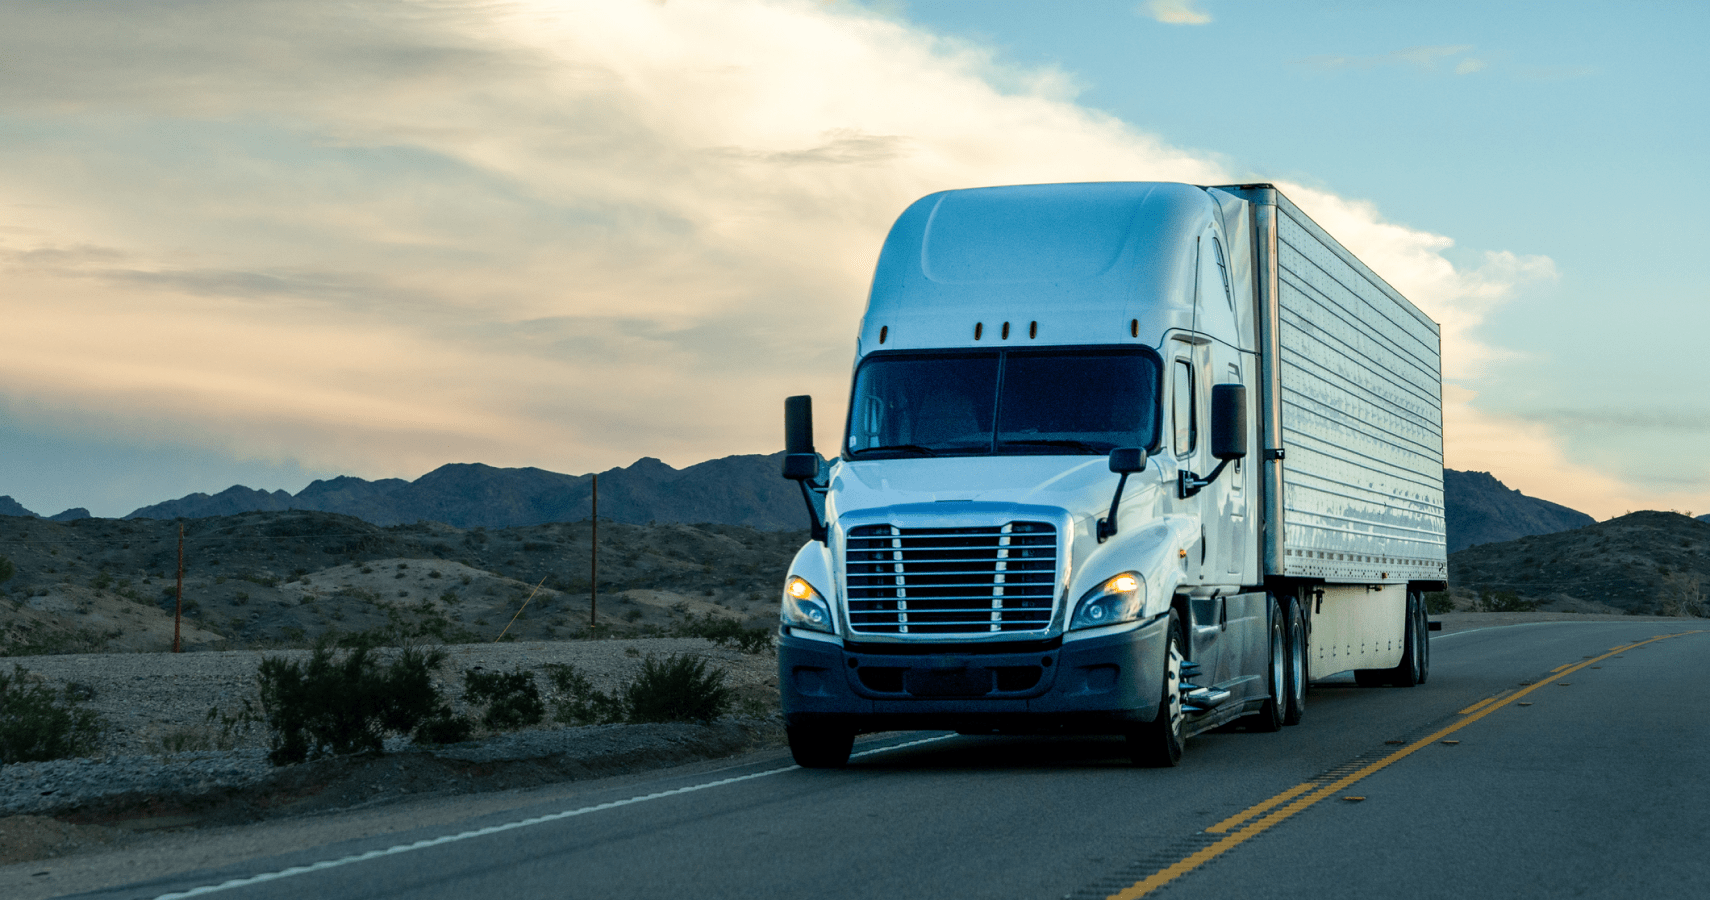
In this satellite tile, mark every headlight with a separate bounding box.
[782,576,834,633]
[1070,572,1145,630]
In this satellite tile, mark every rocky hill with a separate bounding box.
[115,463,1599,548]
[1449,510,1710,615]
[0,511,808,656]
[1444,469,1595,552]
[125,453,806,530]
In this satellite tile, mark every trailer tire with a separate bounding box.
[1390,589,1428,687]
[1251,595,1286,732]
[1362,590,1427,687]
[1129,610,1185,767]
[788,725,854,768]
[1282,598,1307,726]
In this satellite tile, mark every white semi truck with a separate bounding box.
[777,182,1447,767]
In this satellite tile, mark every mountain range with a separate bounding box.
[1,457,1649,551]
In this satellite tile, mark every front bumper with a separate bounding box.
[779,615,1169,735]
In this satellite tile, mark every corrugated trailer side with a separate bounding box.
[1221,184,1447,587]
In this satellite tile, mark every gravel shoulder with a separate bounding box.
[1,638,784,871]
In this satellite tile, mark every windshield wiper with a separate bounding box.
[1000,438,1109,454]
[851,444,940,457]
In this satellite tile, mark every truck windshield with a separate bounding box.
[844,348,1161,458]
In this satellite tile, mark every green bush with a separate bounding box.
[255,644,461,765]
[625,654,731,724]
[0,664,103,762]
[545,656,732,726]
[545,662,625,726]
[675,613,774,654]
[0,555,13,585]
[462,667,545,731]
[413,709,474,744]
[1476,589,1537,613]
[1424,591,1455,615]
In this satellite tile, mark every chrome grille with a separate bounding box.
[845,522,1057,635]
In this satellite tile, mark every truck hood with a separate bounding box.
[828,455,1147,526]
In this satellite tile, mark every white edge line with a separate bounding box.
[1432,620,1689,641]
[154,733,955,899]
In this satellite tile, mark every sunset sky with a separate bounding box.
[1,0,1705,520]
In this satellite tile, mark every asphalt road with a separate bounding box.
[69,620,1710,900]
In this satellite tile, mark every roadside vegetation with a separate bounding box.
[244,640,742,766]
[546,655,733,726]
[0,664,104,763]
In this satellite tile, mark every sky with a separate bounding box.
[0,0,1706,520]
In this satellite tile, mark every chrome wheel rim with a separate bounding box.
[1165,637,1184,737]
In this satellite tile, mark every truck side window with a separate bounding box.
[1173,359,1196,456]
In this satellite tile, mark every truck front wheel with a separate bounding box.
[1129,610,1185,767]
[788,724,854,768]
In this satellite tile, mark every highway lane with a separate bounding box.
[73,620,1709,900]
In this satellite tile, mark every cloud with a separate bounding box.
[1272,185,1555,380]
[0,0,1225,480]
[1138,0,1212,26]
[0,0,1618,515]
[1441,386,1710,519]
[1302,44,1486,75]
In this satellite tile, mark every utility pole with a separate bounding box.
[590,473,598,631]
[172,523,184,653]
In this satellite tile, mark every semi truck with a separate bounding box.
[776,182,1447,767]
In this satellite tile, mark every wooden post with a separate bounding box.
[590,473,598,630]
[172,523,184,653]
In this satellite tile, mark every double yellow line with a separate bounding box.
[1106,630,1702,900]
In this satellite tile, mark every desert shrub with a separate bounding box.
[625,654,731,725]
[0,665,103,762]
[462,667,545,731]
[544,663,625,726]
[676,614,774,654]
[255,644,459,765]
[1424,591,1455,615]
[413,710,473,745]
[0,556,14,584]
[1475,589,1537,613]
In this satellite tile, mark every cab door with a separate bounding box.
[1192,228,1250,584]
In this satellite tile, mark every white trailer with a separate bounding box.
[777,182,1446,767]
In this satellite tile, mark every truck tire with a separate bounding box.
[1390,589,1428,687]
[1129,611,1185,767]
[788,725,854,768]
[1359,590,1427,687]
[1250,595,1286,732]
[1282,598,1307,726]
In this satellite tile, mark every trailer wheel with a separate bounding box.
[1366,590,1427,687]
[1282,598,1307,725]
[1391,589,1428,687]
[1251,595,1286,732]
[788,725,854,768]
[1130,610,1185,767]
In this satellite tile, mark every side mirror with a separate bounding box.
[785,395,815,455]
[782,395,828,543]
[783,395,818,482]
[1210,384,1247,461]
[1098,448,1147,542]
[1109,447,1147,474]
